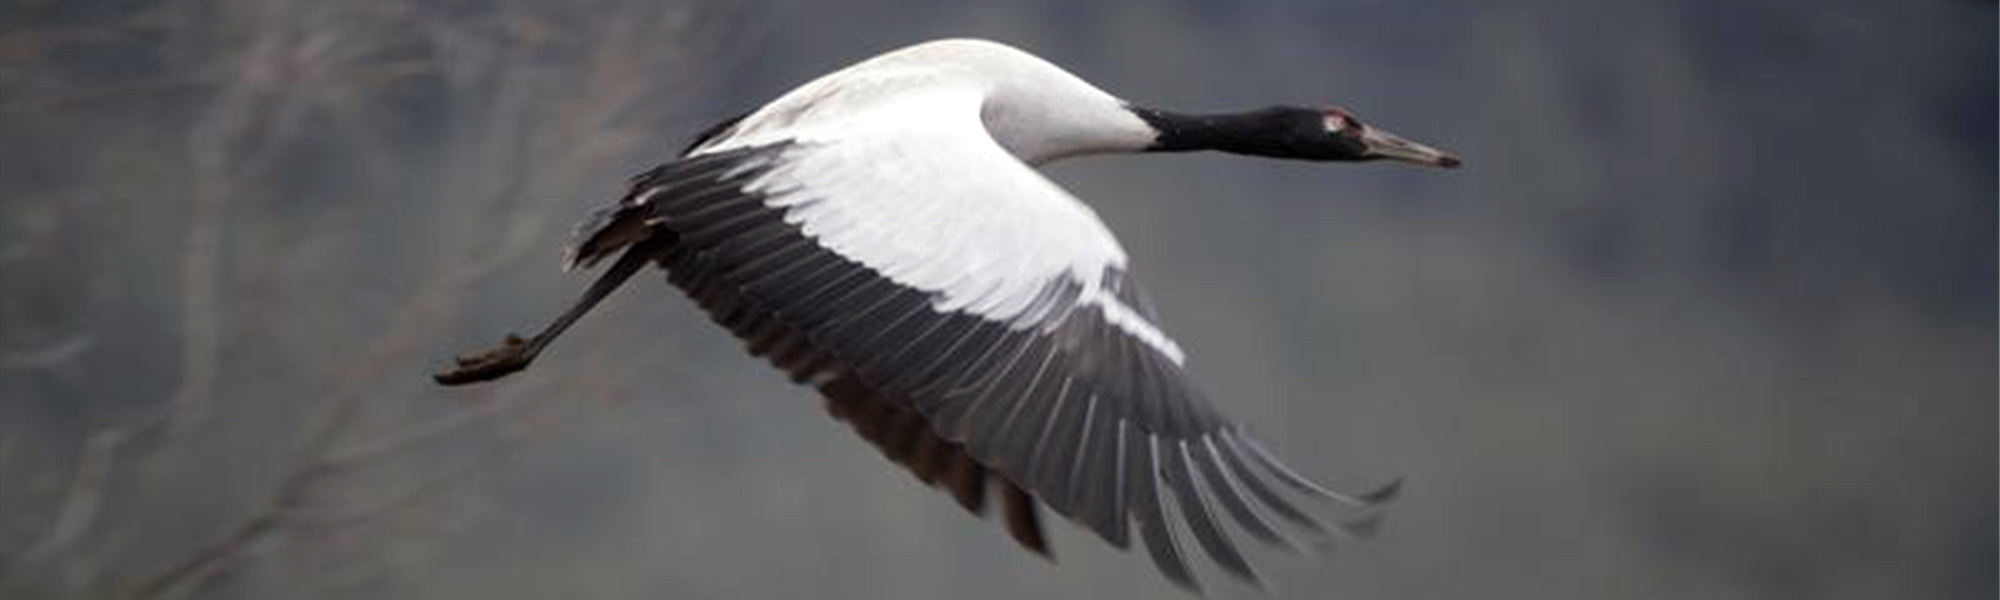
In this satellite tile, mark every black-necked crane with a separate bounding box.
[437,38,1457,594]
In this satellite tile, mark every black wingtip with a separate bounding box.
[1001,483,1054,560]
[1358,477,1403,506]
[1337,511,1387,539]
[1234,432,1393,509]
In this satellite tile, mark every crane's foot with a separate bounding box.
[434,334,536,386]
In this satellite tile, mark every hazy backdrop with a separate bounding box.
[1,1,1993,599]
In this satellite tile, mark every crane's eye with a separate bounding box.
[1322,111,1359,133]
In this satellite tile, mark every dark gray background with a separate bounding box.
[1,1,1992,599]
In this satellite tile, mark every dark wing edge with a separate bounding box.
[564,144,771,270]
[573,143,1401,593]
[681,109,753,156]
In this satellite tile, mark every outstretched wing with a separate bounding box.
[570,89,1395,592]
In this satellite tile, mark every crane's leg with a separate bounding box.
[434,236,666,386]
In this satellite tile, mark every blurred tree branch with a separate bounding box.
[0,1,738,598]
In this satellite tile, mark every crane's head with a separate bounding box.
[1311,106,1461,167]
[1136,104,1461,168]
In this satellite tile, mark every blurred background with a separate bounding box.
[1,1,1992,599]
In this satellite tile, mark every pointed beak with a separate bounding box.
[1359,124,1461,168]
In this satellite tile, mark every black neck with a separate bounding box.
[1130,106,1326,158]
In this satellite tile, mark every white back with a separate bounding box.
[692,39,1179,359]
[701,38,1156,165]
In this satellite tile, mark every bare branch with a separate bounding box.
[2,3,736,598]
[7,408,166,587]
[0,335,94,371]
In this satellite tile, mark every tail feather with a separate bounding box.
[564,163,679,270]
[564,205,652,270]
[565,139,779,270]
